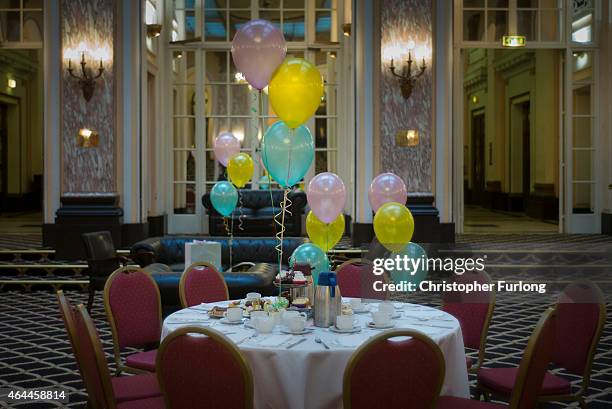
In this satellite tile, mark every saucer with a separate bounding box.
[367,321,395,329]
[351,307,370,314]
[220,318,245,325]
[391,312,402,319]
[329,325,362,334]
[280,327,314,335]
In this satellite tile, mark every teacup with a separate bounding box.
[336,315,354,330]
[268,310,281,326]
[287,316,307,332]
[226,307,243,322]
[371,311,392,326]
[349,298,363,311]
[282,310,307,326]
[378,301,395,316]
[252,316,275,333]
[246,292,262,301]
[250,310,267,320]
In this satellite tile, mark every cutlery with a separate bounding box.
[315,336,330,349]
[405,321,454,329]
[166,320,204,324]
[286,338,307,349]
[236,333,258,345]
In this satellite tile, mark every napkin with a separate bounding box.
[257,335,292,347]
[226,332,252,345]
[166,317,207,324]
[335,335,364,348]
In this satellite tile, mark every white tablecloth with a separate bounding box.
[161,299,469,409]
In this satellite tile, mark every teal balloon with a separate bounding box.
[262,121,314,188]
[289,243,329,284]
[389,242,428,291]
[259,175,270,190]
[210,181,238,217]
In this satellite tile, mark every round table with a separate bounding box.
[162,298,470,409]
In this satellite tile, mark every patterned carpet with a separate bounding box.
[0,289,610,408]
[1,234,611,408]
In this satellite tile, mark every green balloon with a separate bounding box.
[389,242,428,291]
[289,243,330,284]
[262,121,314,188]
[210,181,238,217]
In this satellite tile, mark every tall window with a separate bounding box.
[168,0,344,220]
[0,0,43,48]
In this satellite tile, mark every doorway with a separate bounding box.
[0,49,44,238]
[467,110,485,206]
[461,49,559,234]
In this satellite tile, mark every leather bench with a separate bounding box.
[202,189,307,237]
[131,236,307,307]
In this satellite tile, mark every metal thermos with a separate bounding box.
[314,271,342,328]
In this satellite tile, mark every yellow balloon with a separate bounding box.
[306,211,345,252]
[227,153,254,188]
[373,202,414,251]
[268,58,324,129]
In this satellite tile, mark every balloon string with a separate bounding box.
[274,189,291,296]
[223,217,233,273]
[259,89,278,237]
[238,192,245,231]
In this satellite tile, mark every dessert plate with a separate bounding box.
[280,328,314,335]
[329,325,362,334]
[367,322,395,330]
[220,318,245,325]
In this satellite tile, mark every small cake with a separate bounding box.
[292,297,310,308]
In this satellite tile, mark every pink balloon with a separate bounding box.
[231,20,287,90]
[368,173,408,212]
[214,132,240,167]
[307,172,346,224]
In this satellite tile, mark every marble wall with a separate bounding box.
[379,0,433,194]
[61,0,115,193]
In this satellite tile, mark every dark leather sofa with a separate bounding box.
[131,236,307,307]
[202,189,307,236]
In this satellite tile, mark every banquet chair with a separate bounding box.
[343,330,445,409]
[438,307,556,409]
[477,280,605,408]
[156,326,254,409]
[441,269,495,372]
[179,262,229,308]
[104,266,162,374]
[335,258,388,300]
[82,231,130,313]
[73,304,164,409]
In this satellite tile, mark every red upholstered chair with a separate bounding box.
[343,330,445,409]
[477,280,605,408]
[335,258,388,300]
[179,262,229,308]
[156,326,254,409]
[442,270,495,372]
[104,266,162,374]
[72,304,164,409]
[438,307,557,409]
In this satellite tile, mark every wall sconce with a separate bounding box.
[342,23,351,37]
[147,24,162,38]
[77,128,99,147]
[396,129,419,147]
[389,42,427,99]
[64,42,108,102]
[7,79,16,89]
[502,35,526,47]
